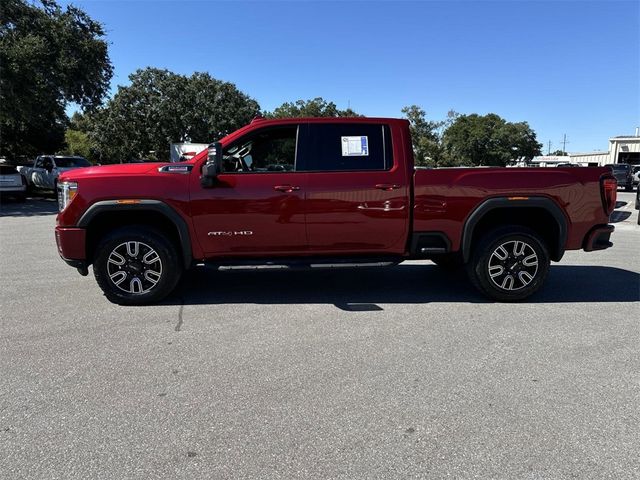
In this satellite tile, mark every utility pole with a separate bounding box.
[561,134,569,155]
[547,140,552,155]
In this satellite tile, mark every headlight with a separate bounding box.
[57,181,78,211]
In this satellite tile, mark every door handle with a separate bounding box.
[375,184,401,191]
[274,185,300,193]
[358,204,406,211]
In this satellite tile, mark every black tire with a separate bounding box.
[466,226,550,302]
[431,253,462,270]
[93,226,182,305]
[625,183,633,192]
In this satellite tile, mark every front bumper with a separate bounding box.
[55,226,88,274]
[583,224,614,252]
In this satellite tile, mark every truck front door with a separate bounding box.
[300,122,410,254]
[42,157,56,189]
[31,156,49,188]
[190,125,307,256]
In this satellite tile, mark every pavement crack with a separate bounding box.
[174,297,185,332]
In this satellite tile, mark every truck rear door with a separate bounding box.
[299,122,409,254]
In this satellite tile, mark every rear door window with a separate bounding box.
[301,123,392,172]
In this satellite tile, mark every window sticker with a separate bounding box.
[341,136,369,156]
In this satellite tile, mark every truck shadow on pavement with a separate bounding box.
[610,210,632,223]
[0,196,58,217]
[167,264,640,307]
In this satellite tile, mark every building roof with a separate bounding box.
[570,151,608,156]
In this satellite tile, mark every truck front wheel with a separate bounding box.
[93,226,182,305]
[467,226,550,302]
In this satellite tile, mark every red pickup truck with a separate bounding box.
[55,117,617,305]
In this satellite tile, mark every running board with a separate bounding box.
[204,257,402,271]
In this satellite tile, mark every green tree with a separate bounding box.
[89,68,260,163]
[401,106,462,167]
[442,113,541,167]
[267,97,359,118]
[550,150,568,156]
[63,129,92,159]
[401,105,441,167]
[62,112,97,161]
[0,0,112,159]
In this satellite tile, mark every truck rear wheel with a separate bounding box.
[467,226,550,302]
[93,226,182,305]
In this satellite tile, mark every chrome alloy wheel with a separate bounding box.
[106,241,163,294]
[487,240,539,291]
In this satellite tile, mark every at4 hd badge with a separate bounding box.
[208,231,254,236]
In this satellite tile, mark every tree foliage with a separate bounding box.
[550,150,568,156]
[87,68,260,162]
[442,113,542,167]
[62,113,95,160]
[0,0,112,158]
[401,106,462,167]
[63,129,92,159]
[267,97,359,118]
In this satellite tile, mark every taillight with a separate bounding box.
[601,176,617,216]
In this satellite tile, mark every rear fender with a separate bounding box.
[461,197,568,262]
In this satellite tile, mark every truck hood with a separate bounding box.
[59,163,163,180]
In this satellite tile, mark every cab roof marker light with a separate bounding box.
[116,199,141,205]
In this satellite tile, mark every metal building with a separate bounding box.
[570,134,640,166]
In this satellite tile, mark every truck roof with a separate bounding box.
[219,116,408,143]
[249,116,408,126]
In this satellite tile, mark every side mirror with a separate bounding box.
[201,142,222,187]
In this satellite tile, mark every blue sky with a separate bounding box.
[61,0,639,153]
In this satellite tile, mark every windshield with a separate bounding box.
[54,157,90,168]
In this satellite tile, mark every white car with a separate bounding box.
[632,166,640,186]
[0,164,27,202]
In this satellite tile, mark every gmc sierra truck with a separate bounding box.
[55,117,617,305]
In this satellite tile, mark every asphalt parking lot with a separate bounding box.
[1,191,638,479]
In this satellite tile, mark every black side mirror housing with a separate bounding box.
[201,142,222,187]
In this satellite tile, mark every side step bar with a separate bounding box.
[202,257,403,271]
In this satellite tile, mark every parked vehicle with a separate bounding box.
[55,117,617,305]
[608,163,634,191]
[19,155,91,192]
[632,166,640,186]
[0,164,27,202]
